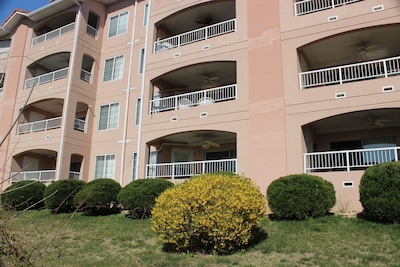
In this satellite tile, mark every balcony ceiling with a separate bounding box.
[158,0,235,34]
[28,99,64,115]
[153,62,236,92]
[151,130,236,148]
[306,108,400,134]
[300,24,400,70]
[31,53,70,71]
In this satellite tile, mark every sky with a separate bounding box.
[0,0,50,25]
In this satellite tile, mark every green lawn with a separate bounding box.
[1,210,399,266]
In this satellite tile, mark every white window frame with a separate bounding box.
[98,102,120,130]
[108,11,129,38]
[94,154,116,179]
[138,48,145,74]
[103,55,124,82]
[143,3,149,27]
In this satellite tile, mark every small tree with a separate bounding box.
[267,174,336,220]
[359,162,400,223]
[44,179,86,213]
[73,178,121,216]
[1,180,46,211]
[117,178,174,219]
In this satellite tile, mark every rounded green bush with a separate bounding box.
[359,162,400,223]
[117,178,174,219]
[267,174,336,220]
[44,179,86,213]
[151,173,266,255]
[73,178,121,216]
[1,180,46,211]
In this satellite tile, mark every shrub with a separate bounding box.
[267,174,336,220]
[359,162,400,223]
[44,179,86,213]
[1,180,46,211]
[117,178,174,219]
[72,178,121,216]
[151,173,266,255]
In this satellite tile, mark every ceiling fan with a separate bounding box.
[200,74,219,88]
[365,111,391,127]
[195,16,213,26]
[190,138,220,149]
[354,41,379,61]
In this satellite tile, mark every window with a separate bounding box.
[135,98,141,126]
[87,12,99,38]
[95,154,116,179]
[138,48,145,74]
[103,55,124,82]
[0,73,4,95]
[108,11,128,38]
[98,102,119,130]
[143,3,149,26]
[131,152,138,180]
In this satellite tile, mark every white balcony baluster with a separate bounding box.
[150,84,237,114]
[17,117,62,135]
[154,19,236,53]
[299,56,400,89]
[31,22,75,46]
[294,0,363,16]
[24,67,69,89]
[146,159,237,179]
[304,147,400,172]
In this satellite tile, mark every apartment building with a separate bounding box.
[0,0,399,212]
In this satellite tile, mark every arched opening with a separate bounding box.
[150,61,237,113]
[17,98,63,135]
[145,130,237,179]
[69,154,83,180]
[298,24,400,89]
[74,102,89,132]
[11,150,57,182]
[154,0,236,52]
[80,54,95,83]
[303,108,400,172]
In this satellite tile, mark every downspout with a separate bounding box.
[56,2,81,180]
[135,0,151,179]
[120,0,138,185]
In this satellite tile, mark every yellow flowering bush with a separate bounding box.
[151,173,266,254]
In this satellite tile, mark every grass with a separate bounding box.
[1,210,400,266]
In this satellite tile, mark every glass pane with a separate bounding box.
[117,12,128,35]
[98,105,109,130]
[113,55,124,80]
[108,103,119,129]
[95,155,105,178]
[103,58,114,82]
[108,15,118,37]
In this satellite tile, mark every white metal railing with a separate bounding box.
[74,118,85,132]
[10,170,56,183]
[154,19,236,53]
[150,84,237,114]
[86,24,98,38]
[24,67,69,89]
[304,146,400,172]
[0,87,3,95]
[299,56,400,89]
[0,51,9,59]
[80,69,92,83]
[146,159,237,179]
[31,22,75,46]
[69,171,81,180]
[17,117,62,134]
[294,0,362,16]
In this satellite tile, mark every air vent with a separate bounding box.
[335,92,346,99]
[382,86,394,92]
[328,16,338,22]
[48,86,53,91]
[200,112,208,118]
[45,135,50,140]
[173,53,180,58]
[372,5,384,12]
[343,181,354,188]
[202,45,210,51]
[170,116,178,122]
[27,138,31,142]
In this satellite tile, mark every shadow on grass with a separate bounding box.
[162,226,269,255]
[267,212,335,221]
[356,210,398,224]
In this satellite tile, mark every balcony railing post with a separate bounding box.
[331,0,335,8]
[338,66,343,84]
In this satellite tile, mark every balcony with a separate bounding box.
[74,118,85,132]
[69,171,81,180]
[294,0,363,16]
[24,67,69,89]
[17,117,62,134]
[299,56,400,89]
[80,69,92,83]
[150,84,237,113]
[304,147,399,172]
[31,22,75,46]
[146,159,237,179]
[154,19,236,53]
[10,170,56,183]
[86,24,98,38]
